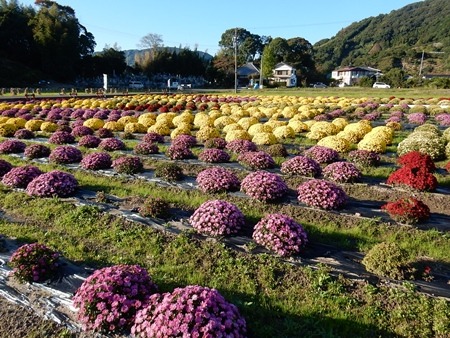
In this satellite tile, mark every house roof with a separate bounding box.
[237,62,260,76]
[274,62,295,71]
[334,66,381,72]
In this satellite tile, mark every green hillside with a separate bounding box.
[313,0,450,76]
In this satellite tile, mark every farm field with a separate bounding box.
[0,91,449,337]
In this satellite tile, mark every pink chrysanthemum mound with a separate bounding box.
[131,285,247,338]
[238,151,275,170]
[226,139,257,154]
[112,156,143,174]
[189,200,245,236]
[297,179,347,210]
[24,144,51,159]
[81,152,112,170]
[73,264,158,333]
[304,145,339,164]
[9,243,60,283]
[280,155,321,177]
[26,170,78,197]
[49,145,82,164]
[241,171,288,202]
[166,144,194,160]
[322,161,362,183]
[1,165,43,188]
[198,148,230,163]
[0,159,13,177]
[196,167,240,193]
[0,139,26,154]
[253,213,308,257]
[99,137,125,151]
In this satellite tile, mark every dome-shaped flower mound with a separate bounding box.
[347,149,380,167]
[397,151,436,172]
[189,200,244,236]
[24,144,51,159]
[96,127,114,138]
[198,148,230,163]
[112,156,143,174]
[381,197,430,225]
[99,138,126,151]
[2,165,43,188]
[49,145,82,164]
[133,142,159,155]
[172,134,197,148]
[81,152,112,170]
[78,135,101,148]
[26,170,78,197]
[322,161,361,183]
[226,139,257,154]
[204,137,227,149]
[237,151,275,170]
[166,144,194,160]
[73,264,158,333]
[304,145,339,164]
[131,285,247,338]
[14,128,35,139]
[0,139,26,154]
[297,179,347,210]
[196,167,240,193]
[241,171,288,202]
[280,155,321,177]
[142,132,165,144]
[386,167,437,192]
[9,243,60,283]
[0,159,13,177]
[253,213,308,257]
[71,125,94,137]
[48,131,75,144]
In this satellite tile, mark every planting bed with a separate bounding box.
[0,93,449,337]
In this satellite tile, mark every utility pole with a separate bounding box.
[419,50,445,77]
[259,54,263,89]
[234,28,238,94]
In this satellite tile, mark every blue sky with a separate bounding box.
[21,0,422,55]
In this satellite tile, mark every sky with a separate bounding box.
[20,0,422,56]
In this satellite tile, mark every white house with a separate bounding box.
[331,66,381,86]
[272,62,297,87]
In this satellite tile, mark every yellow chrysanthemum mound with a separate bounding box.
[369,126,394,145]
[138,113,157,128]
[193,113,214,128]
[222,123,243,134]
[341,121,372,142]
[357,134,387,153]
[225,130,251,142]
[287,120,309,133]
[248,123,272,137]
[273,125,295,141]
[83,118,105,130]
[170,127,192,139]
[0,123,17,136]
[252,132,278,145]
[117,116,138,125]
[281,106,297,119]
[265,119,287,130]
[6,117,27,128]
[124,122,147,134]
[386,121,402,131]
[156,113,176,128]
[0,116,9,124]
[147,122,171,136]
[195,126,221,142]
[25,119,44,131]
[40,121,58,133]
[306,121,338,141]
[172,112,194,126]
[237,117,259,130]
[103,121,124,131]
[331,118,349,131]
[214,116,237,129]
[317,135,351,153]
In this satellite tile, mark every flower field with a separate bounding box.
[0,92,449,337]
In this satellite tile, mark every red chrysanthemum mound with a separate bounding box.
[386,166,437,192]
[397,151,436,172]
[381,197,430,224]
[131,285,247,338]
[253,213,308,257]
[73,264,158,333]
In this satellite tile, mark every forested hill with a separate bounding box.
[313,0,450,75]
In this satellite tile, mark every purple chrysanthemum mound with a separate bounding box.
[0,159,13,177]
[226,139,257,154]
[142,132,164,144]
[253,213,308,257]
[9,243,60,283]
[280,155,321,177]
[78,135,101,148]
[81,152,112,170]
[172,134,197,148]
[304,145,340,164]
[0,139,26,154]
[24,144,51,159]
[166,144,194,160]
[322,161,362,183]
[198,148,230,163]
[196,167,240,193]
[297,179,347,210]
[49,145,82,164]
[26,170,78,197]
[14,128,35,139]
[131,285,247,338]
[204,137,227,149]
[238,151,275,170]
[112,156,143,174]
[73,264,158,333]
[133,142,159,155]
[96,127,114,138]
[48,131,75,144]
[71,125,94,137]
[241,171,288,202]
[2,165,43,188]
[189,200,245,236]
[99,138,125,151]
[348,149,380,167]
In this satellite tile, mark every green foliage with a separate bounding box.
[153,161,183,181]
[362,242,411,280]
[138,196,170,218]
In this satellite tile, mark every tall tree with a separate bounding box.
[138,33,163,60]
[218,28,265,64]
